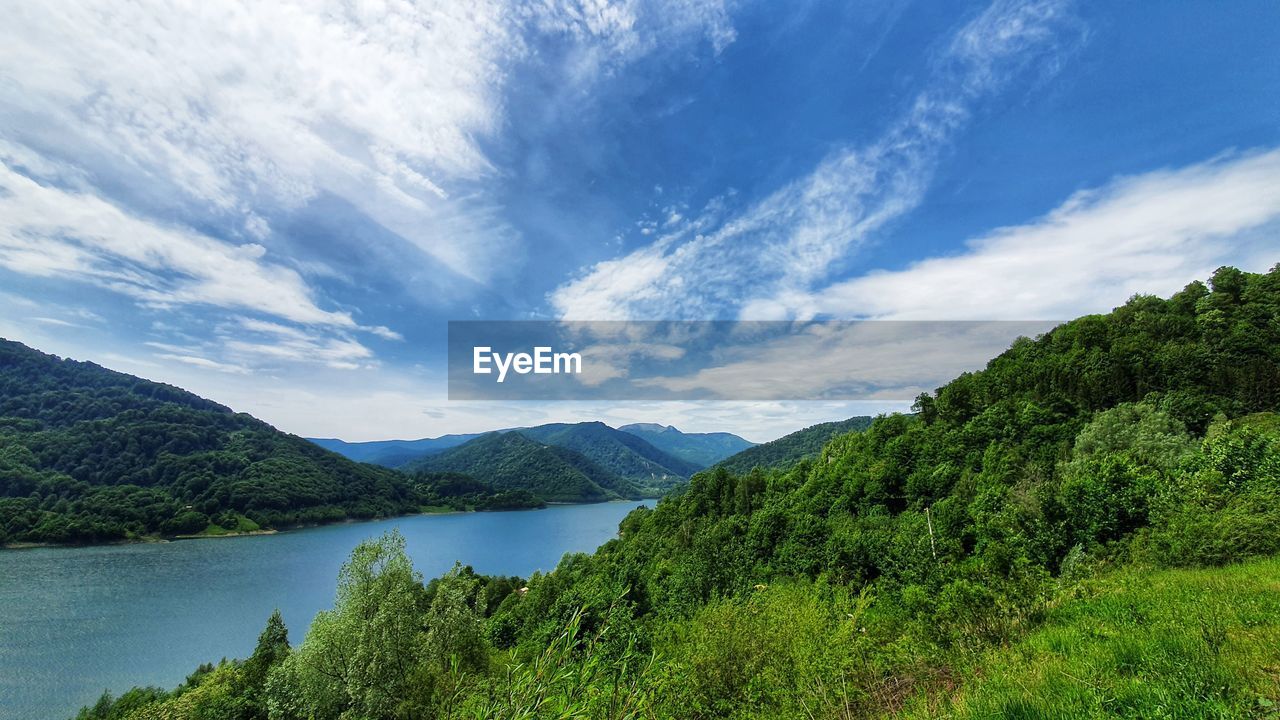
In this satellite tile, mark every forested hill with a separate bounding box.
[713,415,874,475]
[0,340,536,546]
[82,266,1280,720]
[404,431,642,503]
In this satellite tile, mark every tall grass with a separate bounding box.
[898,558,1280,719]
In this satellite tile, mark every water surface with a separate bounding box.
[0,502,642,720]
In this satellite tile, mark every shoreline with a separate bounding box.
[1,498,647,551]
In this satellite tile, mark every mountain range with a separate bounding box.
[308,422,754,476]
[397,421,744,498]
[2,337,867,545]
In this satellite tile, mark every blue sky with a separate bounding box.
[1,0,1278,441]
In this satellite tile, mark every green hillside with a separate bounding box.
[619,423,755,467]
[70,265,1280,720]
[898,557,1280,718]
[404,431,640,503]
[0,340,533,545]
[713,415,874,475]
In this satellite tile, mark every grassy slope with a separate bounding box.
[899,557,1280,719]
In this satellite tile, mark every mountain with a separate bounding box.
[404,431,638,503]
[712,415,874,475]
[516,422,700,486]
[0,340,536,545]
[308,434,483,467]
[618,423,755,467]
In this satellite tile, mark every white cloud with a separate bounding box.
[771,148,1280,320]
[0,0,737,287]
[1,0,510,281]
[156,353,253,375]
[632,321,1057,399]
[0,162,368,329]
[143,318,379,372]
[550,0,1080,320]
[32,317,84,328]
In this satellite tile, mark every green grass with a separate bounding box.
[899,557,1280,719]
[419,504,463,514]
[197,514,261,536]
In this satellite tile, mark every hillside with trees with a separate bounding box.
[0,341,537,545]
[77,265,1280,719]
[713,415,874,475]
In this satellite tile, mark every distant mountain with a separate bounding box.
[308,434,483,467]
[0,339,540,546]
[713,416,874,475]
[618,423,755,468]
[404,431,639,503]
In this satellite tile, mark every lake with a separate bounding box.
[0,502,643,720]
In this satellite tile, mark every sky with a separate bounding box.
[0,0,1278,442]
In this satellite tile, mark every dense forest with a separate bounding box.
[0,342,540,545]
[75,266,1280,719]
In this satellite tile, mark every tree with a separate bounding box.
[267,531,428,719]
[242,610,289,719]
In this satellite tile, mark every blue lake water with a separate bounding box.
[0,502,643,720]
